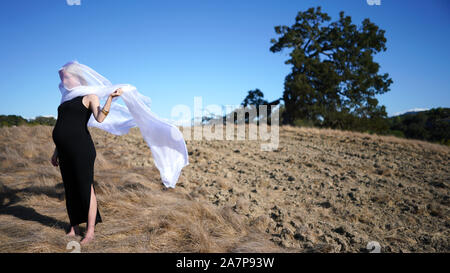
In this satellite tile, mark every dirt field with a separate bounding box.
[0,124,448,252]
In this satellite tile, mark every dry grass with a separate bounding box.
[0,124,448,253]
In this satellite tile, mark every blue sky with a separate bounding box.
[0,0,449,121]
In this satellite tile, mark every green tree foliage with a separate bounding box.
[0,115,29,127]
[0,115,56,127]
[270,6,392,133]
[241,89,269,108]
[241,89,268,123]
[28,116,57,126]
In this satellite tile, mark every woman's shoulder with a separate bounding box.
[81,94,99,111]
[84,94,100,103]
[84,93,99,99]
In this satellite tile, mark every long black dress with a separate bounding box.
[52,95,102,227]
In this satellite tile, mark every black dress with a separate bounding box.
[52,95,102,226]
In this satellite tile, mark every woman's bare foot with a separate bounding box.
[80,230,94,245]
[80,184,98,245]
[66,225,80,236]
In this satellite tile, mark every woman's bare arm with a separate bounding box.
[87,88,123,123]
[88,94,112,123]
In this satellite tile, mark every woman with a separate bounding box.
[51,66,123,245]
[50,60,189,245]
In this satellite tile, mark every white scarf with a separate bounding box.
[58,60,189,188]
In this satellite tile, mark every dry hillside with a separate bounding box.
[0,124,448,252]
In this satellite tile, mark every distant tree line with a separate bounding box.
[2,106,448,146]
[0,115,56,127]
[235,89,449,145]
[387,108,450,145]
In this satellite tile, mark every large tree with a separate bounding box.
[270,6,392,132]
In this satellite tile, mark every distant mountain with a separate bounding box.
[391,108,429,117]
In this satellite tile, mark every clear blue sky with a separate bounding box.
[0,0,449,121]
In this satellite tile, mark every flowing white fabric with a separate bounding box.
[57,60,189,188]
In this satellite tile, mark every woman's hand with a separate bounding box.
[51,152,59,167]
[110,88,123,98]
